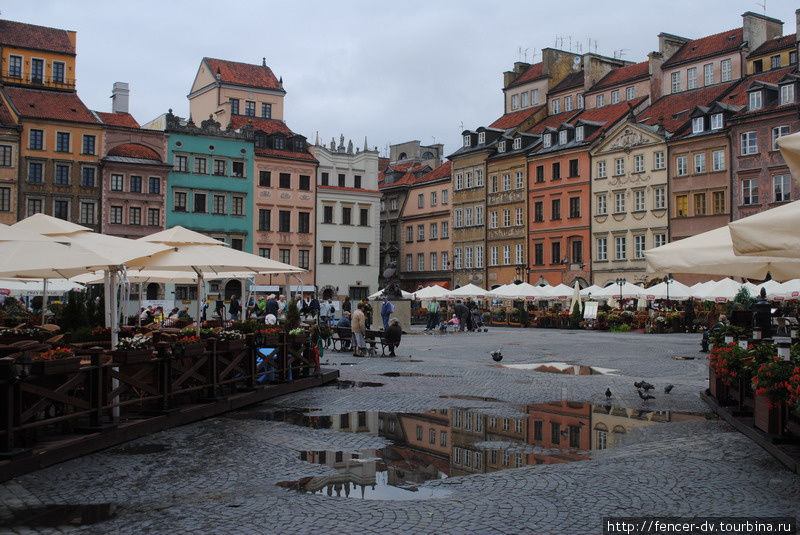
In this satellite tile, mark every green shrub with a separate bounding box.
[285,298,301,331]
[610,323,632,332]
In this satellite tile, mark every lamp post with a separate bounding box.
[663,274,673,304]
[515,264,531,284]
[615,277,626,310]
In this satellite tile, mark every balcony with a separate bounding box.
[1,73,76,90]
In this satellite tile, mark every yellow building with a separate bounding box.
[0,20,77,90]
[0,98,18,225]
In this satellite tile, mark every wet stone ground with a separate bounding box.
[2,327,800,534]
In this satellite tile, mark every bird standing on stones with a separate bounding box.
[605,388,612,399]
[637,389,655,402]
[491,349,503,362]
[639,381,655,392]
[664,384,674,394]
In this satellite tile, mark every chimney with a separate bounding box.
[111,82,129,114]
[648,51,664,102]
[742,11,783,53]
[503,62,529,88]
[657,32,689,62]
[796,9,800,63]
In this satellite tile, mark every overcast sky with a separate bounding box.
[3,0,798,157]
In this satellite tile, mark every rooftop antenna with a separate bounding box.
[567,35,572,52]
[755,0,766,14]
[523,47,530,62]
[459,121,464,131]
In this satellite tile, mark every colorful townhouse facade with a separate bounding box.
[0,98,18,225]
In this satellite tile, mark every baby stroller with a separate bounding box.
[470,308,486,332]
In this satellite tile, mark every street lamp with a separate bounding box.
[615,277,626,310]
[663,274,673,303]
[515,264,531,284]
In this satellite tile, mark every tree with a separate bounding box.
[285,298,301,331]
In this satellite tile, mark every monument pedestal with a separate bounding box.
[372,300,411,331]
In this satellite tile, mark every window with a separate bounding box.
[675,195,688,217]
[232,196,245,216]
[542,134,551,148]
[212,194,226,215]
[323,205,333,224]
[147,208,160,226]
[614,158,624,176]
[297,250,310,269]
[521,91,529,107]
[712,149,725,171]
[771,55,781,69]
[430,191,438,206]
[596,94,605,107]
[82,135,96,155]
[694,153,706,173]
[278,210,291,232]
[569,197,580,218]
[511,94,519,110]
[503,245,510,265]
[707,113,723,131]
[615,236,626,260]
[572,240,583,264]
[536,165,545,182]
[721,59,731,82]
[338,174,346,187]
[194,157,208,174]
[671,71,681,93]
[417,224,425,241]
[515,207,523,226]
[258,209,271,231]
[279,173,291,189]
[441,221,449,238]
[514,171,523,189]
[29,129,43,150]
[279,249,291,264]
[513,138,522,151]
[28,162,43,183]
[654,233,667,248]
[78,202,95,225]
[742,178,758,205]
[551,242,561,264]
[551,199,561,220]
[773,126,790,150]
[441,251,449,270]
[0,188,9,212]
[559,130,568,145]
[463,135,471,148]
[8,55,21,77]
[55,164,69,185]
[534,243,544,265]
[244,101,255,116]
[634,190,645,211]
[614,192,625,213]
[81,167,96,187]
[692,117,704,134]
[478,132,485,144]
[440,431,447,447]
[453,247,461,269]
[704,63,714,85]
[430,222,438,239]
[565,95,573,111]
[694,192,706,215]
[0,145,10,168]
[577,94,584,108]
[56,132,70,152]
[130,175,142,192]
[534,201,544,222]
[406,225,414,243]
[340,246,352,265]
[31,58,44,83]
[255,171,270,189]
[322,246,332,264]
[596,194,607,215]
[359,208,368,226]
[110,206,122,224]
[515,243,523,264]
[532,88,539,104]
[652,151,664,170]
[552,162,560,180]
[551,422,561,444]
[454,209,463,228]
[497,141,506,153]
[552,99,560,113]
[597,161,607,178]
[503,209,510,227]
[174,192,187,212]
[213,159,226,176]
[476,169,484,187]
[611,89,620,104]
[748,91,762,111]
[634,154,644,173]
[626,86,634,100]
[193,193,206,213]
[569,159,579,177]
[774,174,791,202]
[740,132,758,155]
[417,193,424,208]
[417,253,424,271]
[129,206,141,225]
[231,161,244,178]
[27,198,43,216]
[500,173,509,191]
[780,84,795,105]
[146,176,160,194]
[654,187,666,209]
[596,237,608,261]
[676,156,688,176]
[713,191,726,214]
[687,67,697,89]
[229,98,239,115]
[262,103,271,118]
[53,200,69,220]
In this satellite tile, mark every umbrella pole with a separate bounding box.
[137,284,142,328]
[110,270,118,348]
[103,271,112,328]
[193,268,203,332]
[41,278,48,326]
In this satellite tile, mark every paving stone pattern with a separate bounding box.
[1,328,799,534]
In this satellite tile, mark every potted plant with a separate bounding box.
[287,327,307,345]
[26,346,81,376]
[213,329,245,353]
[176,333,205,357]
[112,335,154,364]
[751,356,797,435]
[0,327,45,345]
[257,327,283,346]
[707,342,750,403]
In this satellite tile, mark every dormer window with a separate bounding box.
[543,134,551,148]
[552,99,560,114]
[273,136,285,150]
[780,84,795,105]
[463,135,471,147]
[478,132,486,144]
[710,113,723,130]
[498,141,506,153]
[577,94,584,109]
[748,90,763,111]
[575,126,584,142]
[513,138,522,150]
[558,130,568,145]
[692,117,704,134]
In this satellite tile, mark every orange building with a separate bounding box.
[0,20,76,91]
[526,401,590,465]
[0,98,18,224]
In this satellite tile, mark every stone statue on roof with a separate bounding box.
[338,134,345,152]
[330,138,336,151]
[347,140,353,154]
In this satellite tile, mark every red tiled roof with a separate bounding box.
[0,20,75,55]
[0,99,16,127]
[574,97,648,142]
[255,147,317,162]
[747,34,796,58]
[550,71,584,94]
[413,161,451,185]
[525,109,582,135]
[723,66,796,108]
[591,61,649,91]
[318,185,380,194]
[203,57,283,91]
[2,86,98,124]
[489,105,544,130]
[637,83,736,133]
[378,157,390,172]
[662,28,743,68]
[506,62,544,89]
[378,171,416,190]
[96,111,140,129]
[107,143,161,161]
[386,161,429,173]
[229,115,293,135]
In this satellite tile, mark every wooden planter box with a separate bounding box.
[111,348,154,364]
[29,356,81,376]
[181,343,205,357]
[287,334,307,346]
[708,365,728,403]
[754,393,785,435]
[215,340,245,353]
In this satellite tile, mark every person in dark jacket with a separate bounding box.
[265,294,279,316]
[229,295,241,321]
[701,314,728,352]
[342,296,352,314]
[454,300,469,332]
[385,318,403,357]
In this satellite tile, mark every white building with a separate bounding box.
[310,136,380,301]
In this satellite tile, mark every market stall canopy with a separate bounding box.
[489,282,543,300]
[447,283,488,299]
[73,270,261,285]
[579,284,604,297]
[693,278,742,302]
[776,279,800,300]
[643,280,693,301]
[742,279,782,299]
[645,226,800,280]
[412,284,450,300]
[592,282,646,299]
[540,283,579,299]
[368,288,414,300]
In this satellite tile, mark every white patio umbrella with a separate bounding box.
[489,282,543,300]
[645,226,800,280]
[368,288,414,300]
[447,283,488,299]
[776,279,800,300]
[541,283,579,299]
[642,279,693,301]
[694,278,742,302]
[412,284,450,300]
[131,226,304,329]
[593,282,646,299]
[579,284,604,297]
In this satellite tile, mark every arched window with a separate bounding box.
[398,152,407,160]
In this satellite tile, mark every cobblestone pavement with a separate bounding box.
[2,327,799,534]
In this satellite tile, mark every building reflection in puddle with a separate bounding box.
[275,403,708,500]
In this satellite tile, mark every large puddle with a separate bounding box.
[269,402,711,501]
[498,362,619,375]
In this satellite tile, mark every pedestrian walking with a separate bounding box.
[380,295,395,330]
[229,294,241,321]
[425,299,440,331]
[351,304,367,357]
